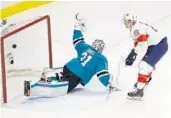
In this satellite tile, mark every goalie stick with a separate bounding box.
[106,57,124,100]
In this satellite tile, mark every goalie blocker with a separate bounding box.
[24,66,84,97]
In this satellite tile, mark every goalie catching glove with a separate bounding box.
[74,13,87,32]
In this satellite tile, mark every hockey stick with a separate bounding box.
[106,57,125,100]
[113,56,125,86]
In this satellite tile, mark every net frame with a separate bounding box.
[0,15,53,103]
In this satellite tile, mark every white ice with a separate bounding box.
[1,1,171,118]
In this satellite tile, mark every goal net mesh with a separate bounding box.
[0,15,53,103]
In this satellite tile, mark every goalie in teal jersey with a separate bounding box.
[24,13,115,97]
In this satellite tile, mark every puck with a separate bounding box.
[10,60,14,64]
[12,44,17,49]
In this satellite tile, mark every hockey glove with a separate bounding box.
[108,83,120,92]
[107,76,120,91]
[74,13,87,32]
[125,49,137,66]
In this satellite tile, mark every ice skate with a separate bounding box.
[127,88,144,101]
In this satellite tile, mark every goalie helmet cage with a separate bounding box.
[0,15,53,103]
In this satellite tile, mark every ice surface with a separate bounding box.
[1,1,171,118]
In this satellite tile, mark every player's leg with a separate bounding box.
[24,65,82,97]
[142,37,168,67]
[128,37,168,100]
[132,38,168,89]
[24,80,68,97]
[24,67,68,97]
[62,65,82,93]
[133,77,152,88]
[127,61,153,100]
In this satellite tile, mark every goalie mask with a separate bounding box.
[92,39,105,53]
[123,13,137,29]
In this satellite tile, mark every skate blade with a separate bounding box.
[127,96,143,101]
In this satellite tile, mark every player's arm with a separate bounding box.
[126,29,148,66]
[73,13,87,50]
[134,31,149,54]
[96,59,112,87]
[73,29,86,49]
[97,70,111,87]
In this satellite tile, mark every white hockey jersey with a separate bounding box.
[129,21,165,54]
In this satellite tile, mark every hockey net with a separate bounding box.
[0,15,53,103]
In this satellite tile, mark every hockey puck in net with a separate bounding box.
[10,60,14,64]
[12,44,17,49]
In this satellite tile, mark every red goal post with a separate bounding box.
[0,15,53,103]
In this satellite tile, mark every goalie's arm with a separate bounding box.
[96,59,112,87]
[97,70,111,87]
[73,29,86,50]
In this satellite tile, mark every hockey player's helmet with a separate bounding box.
[123,13,137,29]
[92,39,105,53]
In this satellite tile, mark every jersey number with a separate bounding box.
[80,52,92,67]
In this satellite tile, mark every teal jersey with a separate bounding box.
[65,30,110,86]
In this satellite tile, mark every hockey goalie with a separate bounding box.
[24,13,116,98]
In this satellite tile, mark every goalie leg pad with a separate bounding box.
[27,81,69,97]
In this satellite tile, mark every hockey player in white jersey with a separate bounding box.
[24,13,115,98]
[123,13,168,100]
